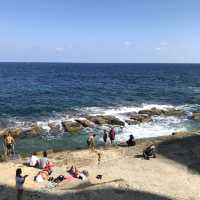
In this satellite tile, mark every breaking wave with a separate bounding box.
[2,103,198,141]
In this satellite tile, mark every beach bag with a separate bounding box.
[53,175,65,183]
[82,170,89,177]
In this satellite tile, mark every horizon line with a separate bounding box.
[0,61,199,65]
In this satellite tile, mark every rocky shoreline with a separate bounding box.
[0,130,200,200]
[0,107,199,139]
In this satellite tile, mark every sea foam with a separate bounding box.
[5,103,195,142]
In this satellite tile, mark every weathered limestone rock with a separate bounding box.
[30,124,45,136]
[125,119,139,125]
[20,124,45,137]
[62,121,83,133]
[75,119,94,128]
[138,108,164,116]
[0,128,22,137]
[85,115,125,126]
[129,114,152,124]
[48,122,61,133]
[163,108,185,116]
[138,108,184,117]
[191,112,200,120]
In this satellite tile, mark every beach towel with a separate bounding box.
[46,175,75,189]
[64,175,75,181]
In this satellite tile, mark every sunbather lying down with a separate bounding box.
[46,166,89,186]
[68,165,89,180]
[34,166,52,183]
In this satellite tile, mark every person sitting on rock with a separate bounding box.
[143,144,156,160]
[39,151,49,169]
[28,152,39,167]
[126,135,136,146]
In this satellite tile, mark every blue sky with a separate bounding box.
[0,0,200,63]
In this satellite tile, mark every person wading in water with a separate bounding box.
[109,127,116,144]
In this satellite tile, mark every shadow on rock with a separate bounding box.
[0,183,173,200]
[157,135,200,173]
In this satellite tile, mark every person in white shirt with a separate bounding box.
[39,151,49,169]
[16,168,28,200]
[29,152,39,167]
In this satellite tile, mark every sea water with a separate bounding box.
[0,63,199,153]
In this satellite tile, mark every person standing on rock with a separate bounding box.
[109,127,116,144]
[103,130,108,145]
[87,133,96,151]
[5,132,15,157]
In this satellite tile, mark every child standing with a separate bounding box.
[16,168,28,200]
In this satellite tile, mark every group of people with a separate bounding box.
[87,127,137,150]
[86,127,156,160]
[87,127,117,150]
[14,126,156,200]
[103,127,116,144]
[16,155,88,200]
[28,151,50,169]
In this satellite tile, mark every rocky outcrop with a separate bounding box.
[125,119,139,125]
[129,114,152,124]
[85,115,125,126]
[163,108,185,116]
[62,121,83,133]
[48,122,61,133]
[0,128,22,137]
[172,131,200,137]
[30,124,45,136]
[75,119,94,128]
[85,116,107,125]
[191,112,200,120]
[21,124,45,137]
[0,128,7,137]
[102,116,125,126]
[138,108,164,116]
[138,108,184,117]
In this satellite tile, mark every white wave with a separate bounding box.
[115,116,187,142]
[177,104,200,111]
[4,103,199,142]
[96,115,188,143]
[80,104,175,116]
[117,124,185,141]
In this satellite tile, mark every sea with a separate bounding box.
[0,62,200,153]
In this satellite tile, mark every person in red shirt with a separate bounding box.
[109,127,116,144]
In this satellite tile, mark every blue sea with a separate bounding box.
[0,62,200,153]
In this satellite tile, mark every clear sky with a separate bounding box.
[0,0,199,63]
